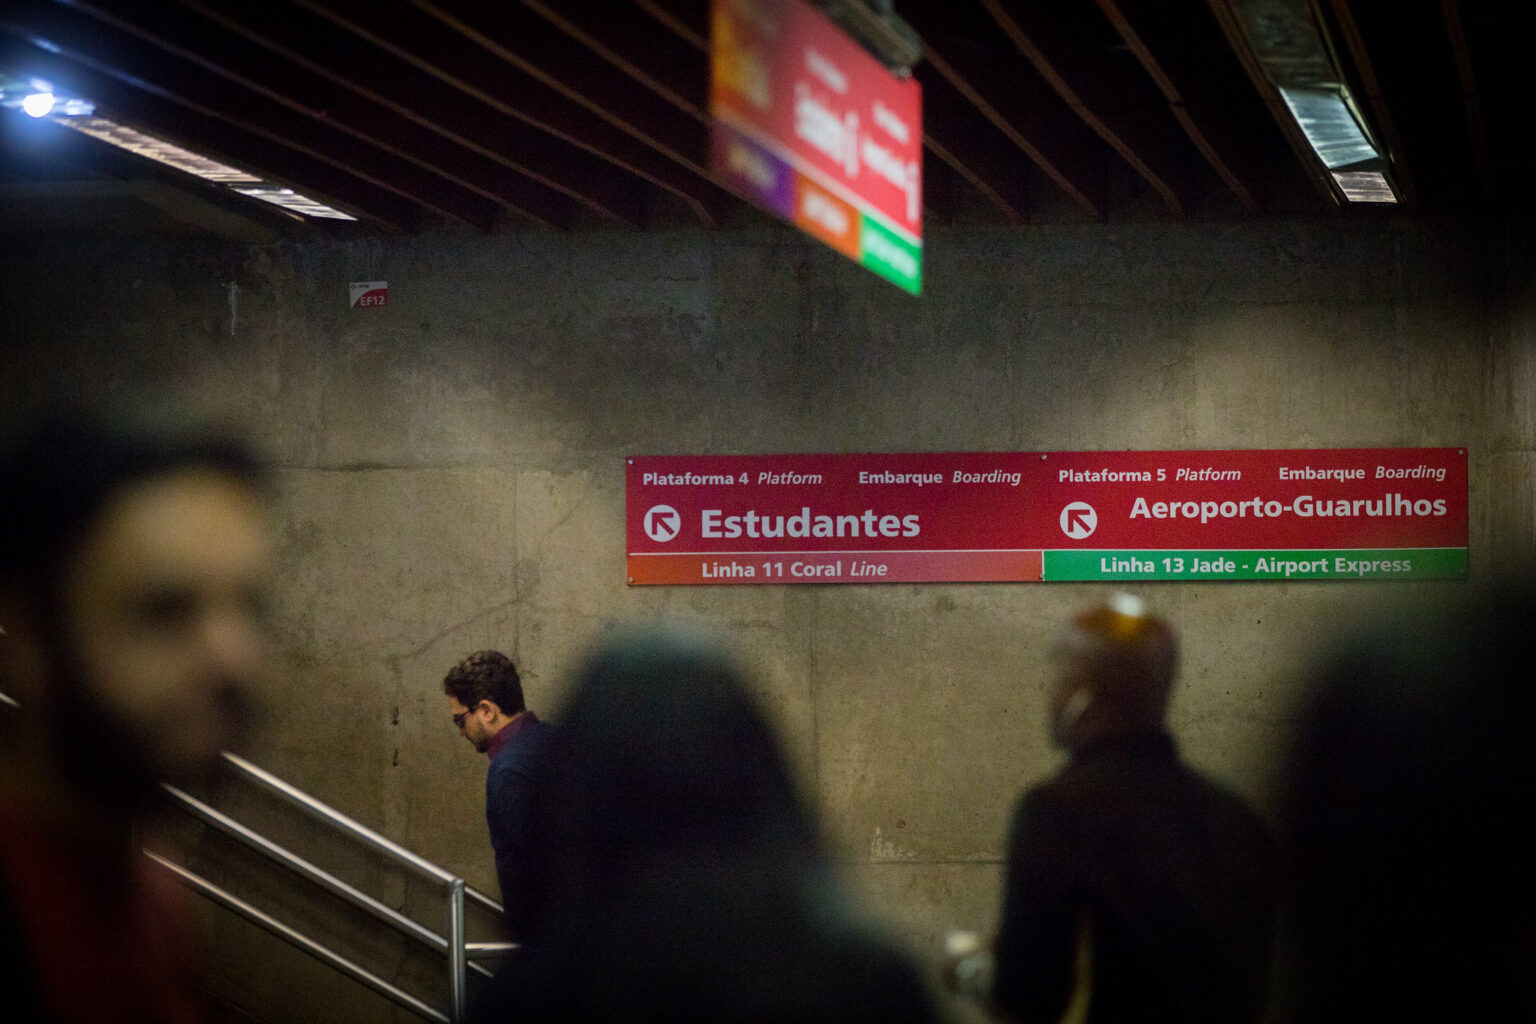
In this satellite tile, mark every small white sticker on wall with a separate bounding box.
[350,281,388,308]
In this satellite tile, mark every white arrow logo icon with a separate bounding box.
[1060,502,1097,540]
[644,504,681,543]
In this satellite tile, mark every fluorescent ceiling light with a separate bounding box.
[59,117,262,183]
[1331,170,1397,204]
[50,114,356,219]
[1279,87,1377,169]
[2,69,356,222]
[1227,0,1400,205]
[231,186,359,220]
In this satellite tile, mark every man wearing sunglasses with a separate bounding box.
[443,649,554,940]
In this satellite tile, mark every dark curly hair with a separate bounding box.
[442,650,525,716]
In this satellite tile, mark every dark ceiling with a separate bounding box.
[0,0,1530,241]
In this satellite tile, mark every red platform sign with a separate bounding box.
[626,450,1468,584]
[709,0,923,293]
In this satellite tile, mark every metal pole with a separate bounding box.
[218,752,503,913]
[465,941,519,960]
[161,782,494,978]
[448,878,467,1023]
[465,886,505,917]
[221,752,458,884]
[147,851,449,1024]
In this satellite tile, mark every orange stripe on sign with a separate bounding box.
[792,174,861,260]
[627,550,1044,586]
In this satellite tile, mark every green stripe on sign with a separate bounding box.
[1043,548,1467,581]
[859,214,922,294]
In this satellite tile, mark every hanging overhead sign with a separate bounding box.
[709,0,923,293]
[625,449,1468,585]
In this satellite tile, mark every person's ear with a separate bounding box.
[475,699,498,720]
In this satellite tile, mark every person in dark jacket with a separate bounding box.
[991,595,1274,1024]
[475,625,939,1024]
[443,649,555,940]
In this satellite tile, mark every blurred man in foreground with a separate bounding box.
[0,408,274,1024]
[991,595,1273,1024]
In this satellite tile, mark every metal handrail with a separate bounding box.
[209,750,513,1022]
[465,883,505,917]
[160,782,495,979]
[221,751,465,886]
[0,690,508,1023]
[146,852,450,1024]
[467,942,518,961]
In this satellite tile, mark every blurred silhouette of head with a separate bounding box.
[536,625,814,891]
[1280,582,1536,1022]
[493,626,938,1024]
[1049,593,1178,752]
[0,405,273,803]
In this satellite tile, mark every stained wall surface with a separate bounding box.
[0,213,1526,1018]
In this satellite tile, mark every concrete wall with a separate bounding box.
[0,212,1525,1019]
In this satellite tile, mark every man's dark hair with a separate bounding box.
[0,404,267,613]
[442,650,525,716]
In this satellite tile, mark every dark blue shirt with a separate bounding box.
[485,712,555,940]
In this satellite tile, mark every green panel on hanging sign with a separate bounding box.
[859,214,922,294]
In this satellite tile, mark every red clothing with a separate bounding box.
[0,801,205,1024]
[484,709,540,762]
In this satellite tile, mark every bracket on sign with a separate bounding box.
[814,0,923,74]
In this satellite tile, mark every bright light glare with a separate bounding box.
[231,186,356,220]
[1332,171,1398,204]
[21,92,54,117]
[53,115,358,219]
[2,65,358,222]
[1279,88,1377,169]
[56,117,260,181]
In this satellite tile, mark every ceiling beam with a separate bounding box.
[521,0,708,124]
[974,0,1183,217]
[920,73,1032,224]
[55,0,574,228]
[299,0,731,227]
[408,0,738,221]
[631,0,706,52]
[171,0,651,228]
[1095,0,1258,214]
[915,42,1098,220]
[413,1,708,170]
[1439,0,1492,201]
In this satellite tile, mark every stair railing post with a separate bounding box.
[448,878,467,1022]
